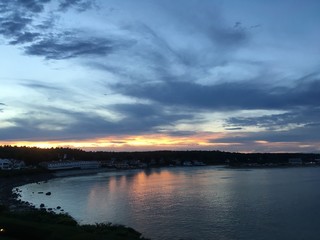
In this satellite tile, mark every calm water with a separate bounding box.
[18,166,320,240]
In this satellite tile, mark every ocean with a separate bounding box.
[17,166,320,240]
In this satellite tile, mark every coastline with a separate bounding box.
[0,171,151,240]
[0,168,118,211]
[0,172,55,211]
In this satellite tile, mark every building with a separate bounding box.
[0,159,26,170]
[0,159,12,170]
[39,160,101,170]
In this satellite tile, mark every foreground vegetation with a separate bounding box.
[0,205,149,240]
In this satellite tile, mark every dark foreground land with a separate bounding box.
[0,170,149,240]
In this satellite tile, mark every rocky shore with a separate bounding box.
[0,170,152,240]
[0,168,116,212]
[0,172,55,211]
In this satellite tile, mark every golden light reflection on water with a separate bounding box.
[85,169,189,218]
[84,168,226,223]
[86,175,128,216]
[131,171,178,203]
[17,167,320,240]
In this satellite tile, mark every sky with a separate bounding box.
[0,0,320,153]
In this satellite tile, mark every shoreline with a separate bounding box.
[2,164,316,210]
[0,168,118,212]
[0,172,55,211]
[0,170,151,240]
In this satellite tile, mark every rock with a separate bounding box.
[57,206,61,209]
[40,203,45,208]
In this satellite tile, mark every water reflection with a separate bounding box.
[18,166,320,240]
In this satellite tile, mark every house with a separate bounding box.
[0,159,12,170]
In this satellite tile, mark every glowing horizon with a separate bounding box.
[1,132,319,153]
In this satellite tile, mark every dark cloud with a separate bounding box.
[111,103,159,119]
[165,131,199,137]
[225,127,243,131]
[0,0,96,47]
[108,103,194,133]
[0,2,9,13]
[21,82,62,91]
[0,14,32,37]
[25,36,115,59]
[0,1,51,47]
[227,107,320,131]
[0,0,92,14]
[0,1,47,45]
[15,0,51,13]
[9,32,40,45]
[0,102,5,113]
[210,122,320,144]
[0,0,52,14]
[0,0,111,59]
[0,118,56,141]
[227,112,294,130]
[112,79,320,111]
[59,0,94,11]
[0,103,193,141]
[208,22,248,49]
[212,107,320,146]
[0,13,42,45]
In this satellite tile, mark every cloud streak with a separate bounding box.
[59,0,95,11]
[112,78,320,111]
[25,35,115,59]
[0,102,194,141]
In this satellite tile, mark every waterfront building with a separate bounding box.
[39,160,101,170]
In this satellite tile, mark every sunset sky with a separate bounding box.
[1,0,320,152]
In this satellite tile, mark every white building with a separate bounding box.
[39,160,101,170]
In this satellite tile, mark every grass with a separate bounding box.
[0,206,149,240]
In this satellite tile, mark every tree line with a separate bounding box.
[0,145,319,166]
